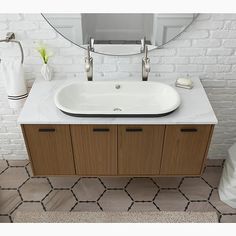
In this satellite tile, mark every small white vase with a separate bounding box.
[41,64,53,81]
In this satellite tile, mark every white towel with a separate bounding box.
[0,59,28,109]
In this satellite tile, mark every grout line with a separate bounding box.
[153,201,161,211]
[152,189,160,201]
[184,201,190,211]
[70,202,78,212]
[124,189,134,201]
[41,189,53,202]
[97,189,107,202]
[127,202,134,211]
[71,189,78,202]
[124,177,133,189]
[71,177,81,189]
[208,201,222,215]
[97,202,103,211]
[178,188,190,201]
[201,176,214,189]
[98,177,107,189]
[0,166,9,175]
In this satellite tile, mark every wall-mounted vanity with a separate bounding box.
[18,78,217,177]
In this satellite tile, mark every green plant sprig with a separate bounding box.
[36,43,52,64]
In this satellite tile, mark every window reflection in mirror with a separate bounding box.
[42,13,198,56]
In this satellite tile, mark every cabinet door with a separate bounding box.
[118,125,165,175]
[22,125,75,175]
[160,125,213,175]
[70,125,117,176]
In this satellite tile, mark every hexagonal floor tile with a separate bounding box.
[26,164,33,177]
[154,190,188,211]
[202,167,222,188]
[17,202,44,212]
[0,167,29,188]
[100,177,130,189]
[73,178,105,201]
[99,190,132,211]
[180,178,212,201]
[72,202,101,212]
[220,215,236,223]
[186,202,216,212]
[8,160,29,167]
[0,215,11,223]
[42,190,76,211]
[153,177,182,189]
[11,202,45,220]
[49,176,79,189]
[126,178,158,201]
[206,159,224,167]
[0,189,21,214]
[209,189,236,214]
[20,178,52,201]
[0,160,8,173]
[129,202,159,212]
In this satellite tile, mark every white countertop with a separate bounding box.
[18,77,218,125]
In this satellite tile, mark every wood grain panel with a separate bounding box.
[118,125,165,175]
[23,125,75,176]
[160,125,213,175]
[70,125,117,176]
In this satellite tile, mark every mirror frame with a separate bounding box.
[41,13,199,56]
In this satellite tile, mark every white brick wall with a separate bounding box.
[0,13,236,160]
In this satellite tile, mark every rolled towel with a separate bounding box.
[0,59,28,109]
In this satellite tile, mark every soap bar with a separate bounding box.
[176,78,193,86]
[175,77,193,89]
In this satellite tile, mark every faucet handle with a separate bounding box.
[144,45,149,59]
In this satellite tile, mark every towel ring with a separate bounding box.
[0,32,24,64]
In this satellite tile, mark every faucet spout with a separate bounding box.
[85,46,93,81]
[89,37,95,52]
[140,37,146,53]
[142,45,150,81]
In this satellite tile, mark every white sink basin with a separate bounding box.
[54,81,181,117]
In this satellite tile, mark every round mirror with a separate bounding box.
[42,13,198,56]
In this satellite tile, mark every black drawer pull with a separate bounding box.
[181,128,198,132]
[93,128,110,132]
[38,128,55,132]
[126,128,143,132]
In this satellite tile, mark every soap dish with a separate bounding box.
[175,78,193,89]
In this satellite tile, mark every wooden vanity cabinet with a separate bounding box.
[22,125,75,175]
[118,125,165,175]
[70,125,117,176]
[160,125,214,175]
[22,124,214,176]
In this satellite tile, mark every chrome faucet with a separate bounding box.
[140,37,146,53]
[142,45,150,81]
[85,46,93,81]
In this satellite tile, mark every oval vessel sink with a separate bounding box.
[54,81,181,117]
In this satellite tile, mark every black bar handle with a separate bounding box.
[126,128,143,132]
[93,128,110,132]
[181,128,198,132]
[38,128,56,132]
